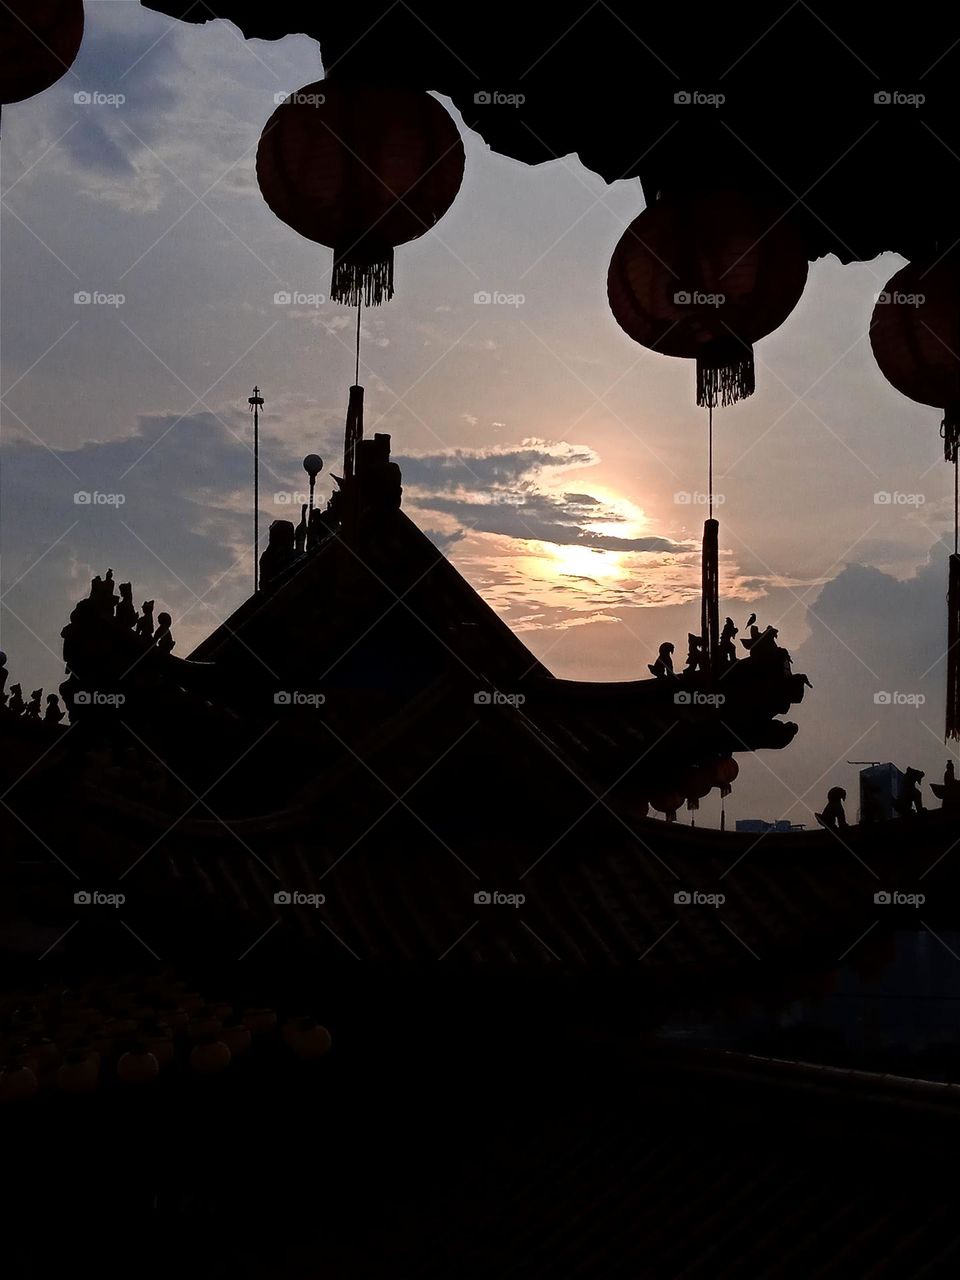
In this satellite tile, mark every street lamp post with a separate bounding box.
[249,385,264,591]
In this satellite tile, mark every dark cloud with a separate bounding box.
[398,441,687,553]
[422,527,467,554]
[395,442,597,493]
[413,493,683,552]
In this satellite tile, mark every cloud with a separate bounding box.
[397,439,599,492]
[422,527,467,553]
[397,439,687,553]
[723,544,952,824]
[0,408,309,698]
[412,492,683,552]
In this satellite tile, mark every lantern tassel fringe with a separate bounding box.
[697,348,755,409]
[332,251,394,307]
[949,557,960,742]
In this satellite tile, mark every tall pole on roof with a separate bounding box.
[249,385,264,592]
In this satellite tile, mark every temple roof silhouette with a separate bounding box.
[3,417,953,996]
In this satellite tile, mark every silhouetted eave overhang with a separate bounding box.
[145,0,960,262]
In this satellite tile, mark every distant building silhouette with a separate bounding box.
[735,819,805,833]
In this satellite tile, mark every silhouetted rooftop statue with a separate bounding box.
[648,642,675,679]
[90,568,117,620]
[155,612,175,657]
[683,633,702,674]
[135,599,155,640]
[116,581,136,629]
[358,434,403,513]
[742,623,778,655]
[25,689,42,720]
[719,617,738,668]
[309,501,340,549]
[933,760,960,812]
[7,683,24,716]
[816,786,848,832]
[894,768,925,817]
[43,693,64,725]
[260,519,297,588]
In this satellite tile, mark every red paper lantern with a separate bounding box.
[608,191,808,407]
[870,259,960,444]
[257,82,465,306]
[871,258,960,739]
[711,757,739,787]
[649,789,686,816]
[684,767,713,802]
[0,0,84,107]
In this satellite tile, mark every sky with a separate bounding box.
[1,1,956,827]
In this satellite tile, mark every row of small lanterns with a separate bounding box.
[647,756,740,817]
[0,975,332,1103]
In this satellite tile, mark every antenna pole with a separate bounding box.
[249,385,265,592]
